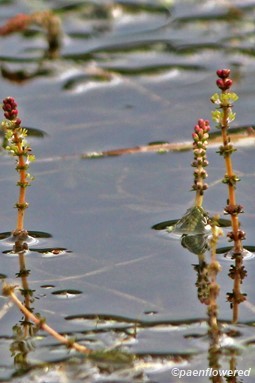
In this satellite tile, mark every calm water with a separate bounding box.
[0,0,255,382]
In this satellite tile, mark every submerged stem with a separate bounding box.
[2,284,91,355]
[208,220,222,337]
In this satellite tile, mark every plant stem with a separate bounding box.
[212,70,244,256]
[18,251,32,337]
[191,119,210,208]
[14,131,28,231]
[208,220,222,337]
[195,164,204,208]
[212,69,247,323]
[221,94,242,255]
[3,284,91,355]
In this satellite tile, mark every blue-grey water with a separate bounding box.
[0,1,255,382]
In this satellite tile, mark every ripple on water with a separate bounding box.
[0,231,52,245]
[0,234,38,247]
[40,284,55,289]
[32,247,70,258]
[51,289,82,299]
[217,246,255,261]
[0,230,71,258]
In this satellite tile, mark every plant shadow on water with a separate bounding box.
[1,0,255,382]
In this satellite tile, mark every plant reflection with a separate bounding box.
[182,233,210,305]
[181,220,248,382]
[0,11,62,59]
[10,233,38,371]
[0,9,62,85]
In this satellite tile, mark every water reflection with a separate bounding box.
[152,205,254,379]
[1,222,251,381]
[1,230,52,252]
[9,232,38,372]
[0,228,73,375]
[181,225,249,382]
[0,9,62,87]
[0,11,62,59]
[0,65,53,84]
[168,225,248,324]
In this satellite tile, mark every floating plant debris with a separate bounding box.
[80,126,255,159]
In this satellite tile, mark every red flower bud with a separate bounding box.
[197,119,205,127]
[194,126,203,136]
[3,103,12,111]
[3,97,17,108]
[203,120,210,132]
[7,110,18,120]
[216,69,231,79]
[216,78,233,91]
[15,118,22,126]
[224,79,233,89]
[2,97,19,120]
[216,79,225,89]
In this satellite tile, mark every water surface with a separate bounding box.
[1,0,255,382]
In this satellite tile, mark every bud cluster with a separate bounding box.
[211,70,238,133]
[216,69,233,91]
[2,97,34,162]
[2,97,21,124]
[191,119,210,195]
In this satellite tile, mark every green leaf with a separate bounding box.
[210,93,221,105]
[227,112,236,123]
[211,110,223,123]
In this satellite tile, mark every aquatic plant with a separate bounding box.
[0,98,136,364]
[1,98,38,343]
[1,97,35,239]
[211,69,245,256]
[211,69,247,322]
[0,97,91,355]
[170,119,210,235]
[2,283,90,355]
